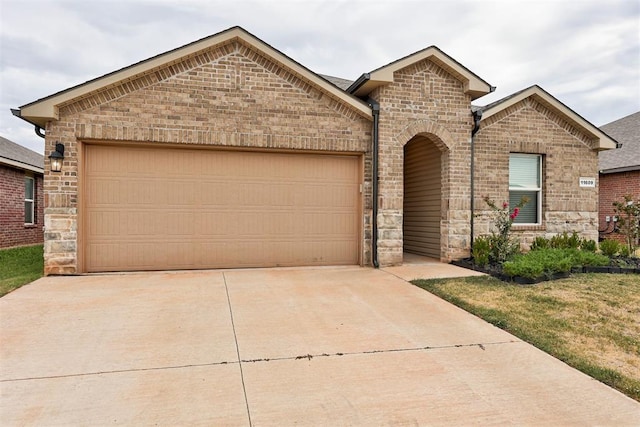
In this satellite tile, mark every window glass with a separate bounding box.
[509,154,541,224]
[25,177,34,224]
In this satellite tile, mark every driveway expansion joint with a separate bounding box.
[223,272,253,427]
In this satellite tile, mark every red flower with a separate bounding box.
[514,207,520,216]
[502,202,509,209]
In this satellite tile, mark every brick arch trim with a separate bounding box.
[396,120,455,151]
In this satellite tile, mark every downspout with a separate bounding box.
[470,108,482,250]
[368,97,380,268]
[35,126,45,139]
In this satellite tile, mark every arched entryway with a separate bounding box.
[403,135,442,259]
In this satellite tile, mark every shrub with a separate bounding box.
[472,236,491,267]
[569,249,609,267]
[619,245,631,257]
[530,236,550,251]
[503,248,608,280]
[580,239,597,253]
[600,239,620,257]
[550,231,581,249]
[503,258,544,279]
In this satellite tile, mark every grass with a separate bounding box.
[0,244,44,297]
[412,274,640,402]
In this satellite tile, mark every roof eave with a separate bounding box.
[351,46,493,100]
[15,26,373,125]
[599,165,640,174]
[0,157,44,174]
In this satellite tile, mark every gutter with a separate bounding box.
[11,108,45,139]
[470,108,483,250]
[367,97,380,268]
[347,73,370,94]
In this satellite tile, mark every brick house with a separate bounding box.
[11,26,616,274]
[598,111,640,243]
[0,136,44,248]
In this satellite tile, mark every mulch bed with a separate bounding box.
[452,257,640,285]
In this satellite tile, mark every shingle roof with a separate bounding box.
[0,136,44,171]
[598,111,640,173]
[319,74,353,91]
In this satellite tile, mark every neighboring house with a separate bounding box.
[0,136,44,248]
[11,26,615,274]
[598,111,640,243]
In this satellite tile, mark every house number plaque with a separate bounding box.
[579,177,596,188]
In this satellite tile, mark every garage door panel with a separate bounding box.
[84,145,360,272]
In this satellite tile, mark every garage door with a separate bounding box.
[84,144,360,272]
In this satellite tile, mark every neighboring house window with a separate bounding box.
[25,176,35,225]
[509,154,542,224]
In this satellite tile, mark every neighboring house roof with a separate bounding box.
[347,45,494,100]
[0,136,44,174]
[320,74,353,91]
[598,111,640,174]
[478,85,617,151]
[14,26,373,128]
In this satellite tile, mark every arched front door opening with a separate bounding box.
[403,135,442,259]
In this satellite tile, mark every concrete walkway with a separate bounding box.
[1,265,638,425]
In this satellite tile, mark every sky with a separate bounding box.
[1,0,639,154]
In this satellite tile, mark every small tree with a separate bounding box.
[613,195,640,256]
[480,196,529,263]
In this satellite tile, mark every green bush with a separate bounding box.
[472,236,491,267]
[619,245,631,257]
[503,248,608,279]
[550,231,581,249]
[503,258,544,279]
[530,236,550,251]
[580,239,597,252]
[569,249,609,267]
[599,239,620,257]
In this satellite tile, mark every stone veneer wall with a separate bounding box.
[474,98,601,248]
[43,39,372,274]
[371,58,475,265]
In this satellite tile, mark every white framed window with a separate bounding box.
[25,176,35,225]
[509,154,542,225]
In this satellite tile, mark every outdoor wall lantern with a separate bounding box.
[48,142,65,172]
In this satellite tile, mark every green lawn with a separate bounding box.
[413,274,640,402]
[0,244,44,297]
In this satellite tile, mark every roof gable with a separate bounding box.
[15,27,372,127]
[598,111,640,173]
[348,46,493,100]
[0,136,44,173]
[479,85,617,151]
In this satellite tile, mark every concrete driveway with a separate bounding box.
[1,266,638,425]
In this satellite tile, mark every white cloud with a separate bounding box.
[1,0,638,149]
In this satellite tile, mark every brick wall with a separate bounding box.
[43,39,372,274]
[1,165,44,248]
[372,58,474,264]
[474,99,601,248]
[598,170,640,243]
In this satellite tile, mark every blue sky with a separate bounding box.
[1,0,639,153]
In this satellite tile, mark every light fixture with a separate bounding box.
[48,142,65,173]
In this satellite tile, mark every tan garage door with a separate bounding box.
[84,144,360,272]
